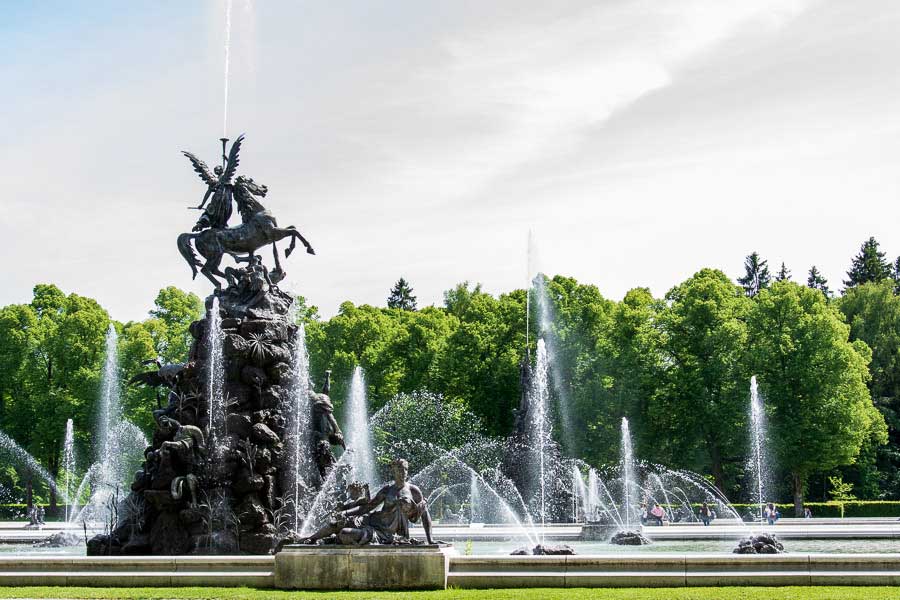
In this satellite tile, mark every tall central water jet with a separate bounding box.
[620,417,637,528]
[528,234,575,454]
[222,0,233,136]
[748,376,768,518]
[345,366,375,486]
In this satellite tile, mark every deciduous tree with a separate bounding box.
[748,282,886,514]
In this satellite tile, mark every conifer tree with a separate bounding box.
[775,262,792,282]
[844,237,891,288]
[387,277,417,310]
[807,266,831,297]
[893,257,900,295]
[737,252,771,297]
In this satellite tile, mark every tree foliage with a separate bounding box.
[838,281,900,496]
[4,241,900,509]
[655,269,750,493]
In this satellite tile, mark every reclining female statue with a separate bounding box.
[304,459,434,545]
[338,458,433,545]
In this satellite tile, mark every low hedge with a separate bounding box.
[713,501,900,518]
[0,504,67,521]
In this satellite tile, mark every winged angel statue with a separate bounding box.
[177,135,315,289]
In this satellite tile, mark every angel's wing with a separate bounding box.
[221,133,245,184]
[181,151,217,187]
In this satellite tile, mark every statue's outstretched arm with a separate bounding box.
[197,187,214,210]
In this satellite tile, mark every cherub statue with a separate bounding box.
[300,481,371,544]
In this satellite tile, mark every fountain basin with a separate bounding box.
[274,544,454,590]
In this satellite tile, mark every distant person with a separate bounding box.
[804,507,813,519]
[640,502,649,526]
[699,502,712,526]
[764,502,779,525]
[650,503,665,526]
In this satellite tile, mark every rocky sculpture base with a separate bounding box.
[610,530,651,546]
[88,263,302,556]
[733,533,785,554]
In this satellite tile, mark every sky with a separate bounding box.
[2,0,899,322]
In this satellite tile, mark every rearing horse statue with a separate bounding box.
[176,135,315,289]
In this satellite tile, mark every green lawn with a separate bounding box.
[0,588,898,600]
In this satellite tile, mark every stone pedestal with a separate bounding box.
[581,523,618,541]
[274,545,454,590]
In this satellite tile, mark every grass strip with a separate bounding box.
[0,587,899,600]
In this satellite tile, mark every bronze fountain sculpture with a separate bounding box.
[87,136,432,556]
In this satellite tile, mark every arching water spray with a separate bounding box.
[0,430,67,505]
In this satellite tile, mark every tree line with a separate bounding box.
[0,238,898,515]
